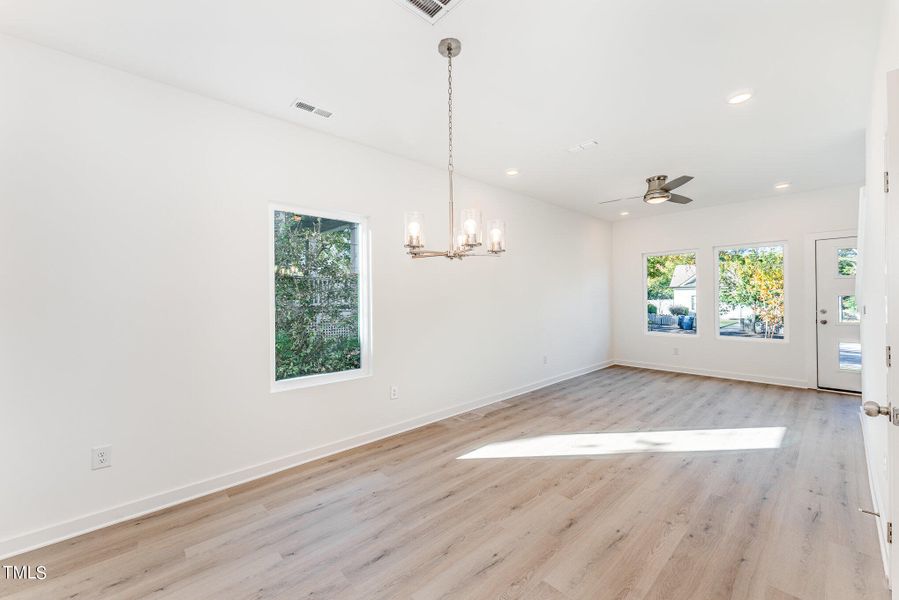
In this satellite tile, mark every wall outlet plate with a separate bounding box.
[390,385,399,400]
[92,445,112,470]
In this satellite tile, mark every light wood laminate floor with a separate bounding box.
[1,367,889,599]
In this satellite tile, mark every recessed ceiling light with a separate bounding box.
[727,91,753,105]
[620,211,630,216]
[505,168,519,177]
[774,181,791,189]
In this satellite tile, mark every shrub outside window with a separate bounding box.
[271,206,371,390]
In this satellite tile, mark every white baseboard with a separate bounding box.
[612,359,809,389]
[0,360,613,560]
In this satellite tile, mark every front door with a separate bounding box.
[816,236,861,392]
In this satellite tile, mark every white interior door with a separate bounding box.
[816,236,861,392]
[888,69,899,600]
[858,70,898,590]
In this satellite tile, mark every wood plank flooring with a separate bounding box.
[0,366,889,599]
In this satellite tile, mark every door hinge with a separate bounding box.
[886,171,891,194]
[888,522,893,544]
[888,346,893,368]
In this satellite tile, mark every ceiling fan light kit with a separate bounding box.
[403,38,506,260]
[598,174,696,206]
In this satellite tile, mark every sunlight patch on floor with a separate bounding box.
[457,427,787,459]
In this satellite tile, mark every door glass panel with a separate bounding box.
[839,295,859,322]
[839,342,862,371]
[837,248,858,276]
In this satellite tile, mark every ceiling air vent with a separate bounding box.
[393,0,467,24]
[291,98,332,119]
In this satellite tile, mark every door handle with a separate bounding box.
[863,401,890,417]
[819,319,828,325]
[863,401,899,425]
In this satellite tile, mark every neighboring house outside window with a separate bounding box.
[668,264,697,316]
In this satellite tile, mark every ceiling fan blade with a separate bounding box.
[662,175,694,192]
[597,195,642,205]
[667,193,693,204]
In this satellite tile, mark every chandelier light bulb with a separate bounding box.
[404,211,424,249]
[487,219,506,254]
[460,208,482,247]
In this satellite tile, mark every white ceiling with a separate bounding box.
[0,0,884,219]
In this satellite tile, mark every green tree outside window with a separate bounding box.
[717,246,785,339]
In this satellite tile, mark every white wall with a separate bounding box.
[0,35,612,556]
[612,187,859,388]
[858,0,899,574]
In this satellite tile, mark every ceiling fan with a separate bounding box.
[598,175,695,205]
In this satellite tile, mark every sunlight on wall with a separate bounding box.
[457,427,787,459]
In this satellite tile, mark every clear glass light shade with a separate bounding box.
[404,212,424,248]
[487,219,506,253]
[460,208,482,247]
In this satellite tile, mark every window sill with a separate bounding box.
[644,331,700,338]
[714,334,789,344]
[271,368,371,393]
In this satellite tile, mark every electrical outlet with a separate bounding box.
[672,347,680,356]
[390,385,399,400]
[543,355,548,365]
[92,445,112,470]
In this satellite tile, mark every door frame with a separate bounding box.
[813,235,862,393]
[803,228,859,390]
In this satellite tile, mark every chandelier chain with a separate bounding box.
[447,50,453,173]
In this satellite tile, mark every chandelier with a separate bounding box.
[403,38,506,260]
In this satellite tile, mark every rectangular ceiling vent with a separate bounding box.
[291,98,332,119]
[393,0,467,24]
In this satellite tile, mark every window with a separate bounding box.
[717,244,786,340]
[839,295,859,323]
[271,206,370,390]
[837,248,858,277]
[645,252,697,335]
[839,342,862,371]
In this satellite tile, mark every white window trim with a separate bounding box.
[642,249,700,338]
[713,240,789,344]
[269,203,373,393]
